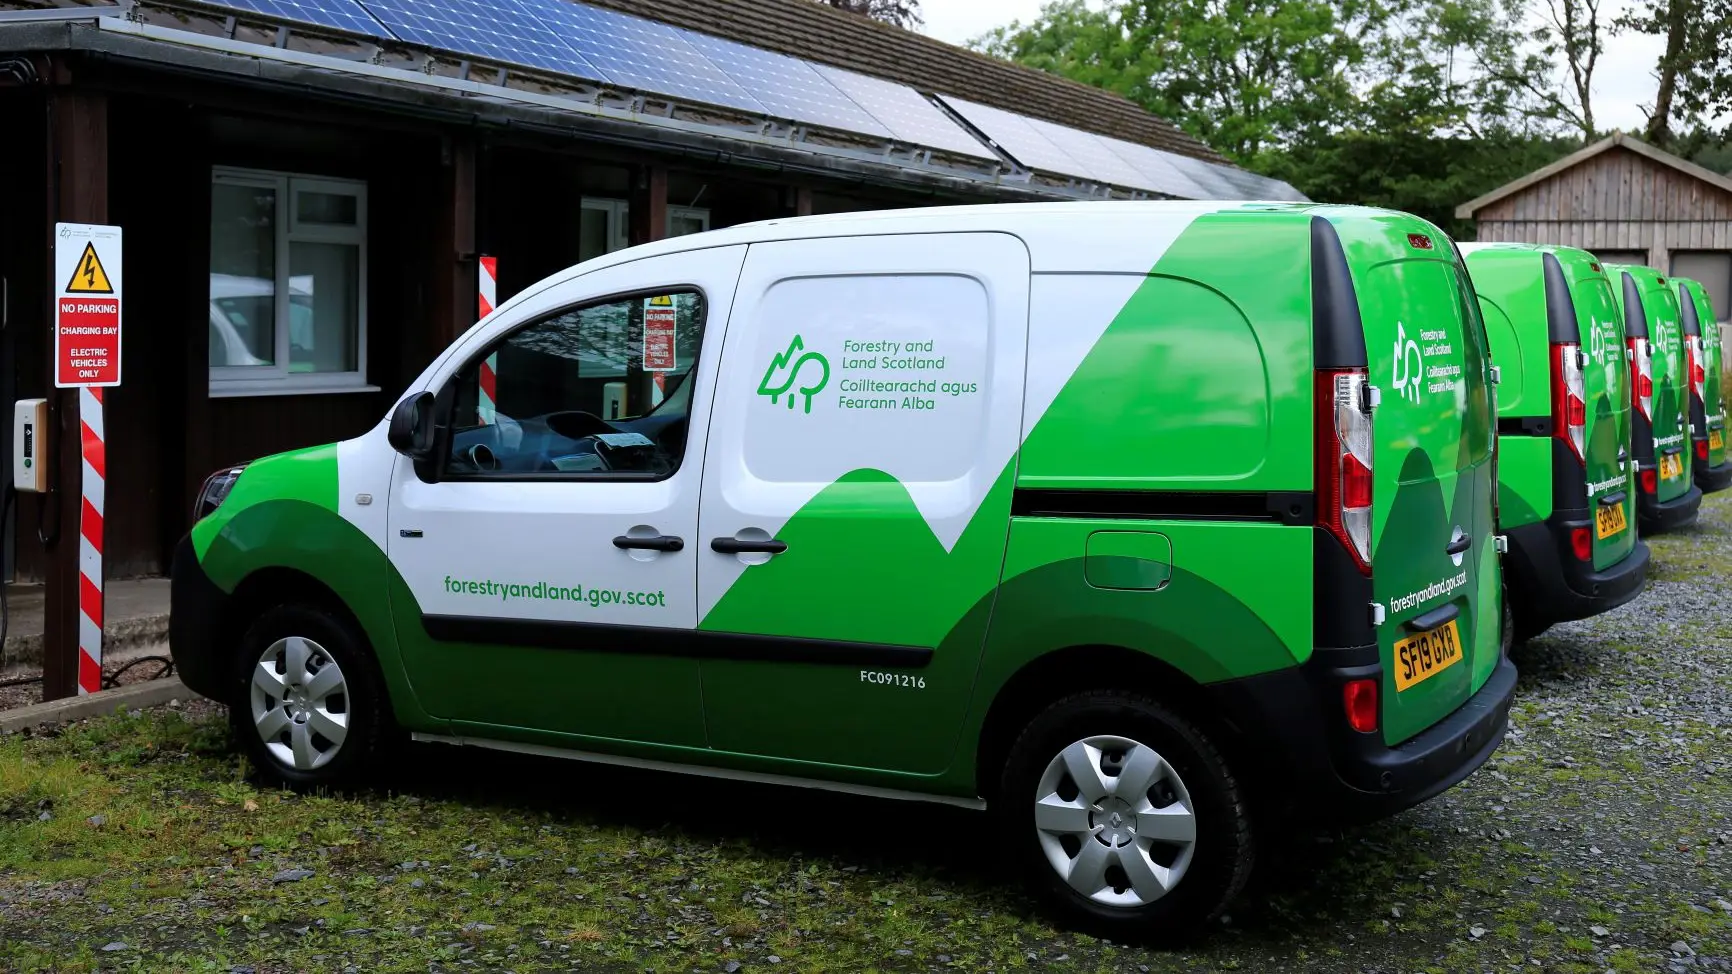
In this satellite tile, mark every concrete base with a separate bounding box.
[1,577,170,664]
[0,676,189,734]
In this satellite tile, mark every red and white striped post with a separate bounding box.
[478,256,498,425]
[77,386,104,696]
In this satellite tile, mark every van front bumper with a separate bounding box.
[1504,520,1649,631]
[169,534,230,702]
[1695,457,1732,493]
[1637,483,1703,533]
[1207,651,1517,825]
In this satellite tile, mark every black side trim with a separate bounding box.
[1498,416,1552,436]
[1012,488,1315,525]
[1619,271,1649,339]
[1541,251,1581,344]
[1310,216,1369,369]
[420,615,934,668]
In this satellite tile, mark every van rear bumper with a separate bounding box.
[1695,458,1732,493]
[1207,652,1516,825]
[1504,520,1649,630]
[1637,484,1703,533]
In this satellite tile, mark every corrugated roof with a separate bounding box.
[578,0,1227,165]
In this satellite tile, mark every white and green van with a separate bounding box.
[172,202,1516,935]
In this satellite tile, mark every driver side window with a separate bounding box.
[444,290,705,480]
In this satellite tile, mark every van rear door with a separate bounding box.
[1645,278,1693,499]
[1566,261,1637,569]
[1353,225,1497,746]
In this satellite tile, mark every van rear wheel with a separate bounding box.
[998,690,1254,940]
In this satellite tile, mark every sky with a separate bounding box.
[918,0,1667,134]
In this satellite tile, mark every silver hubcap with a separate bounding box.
[1034,734,1198,908]
[250,636,349,772]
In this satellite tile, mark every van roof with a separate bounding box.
[497,200,1447,321]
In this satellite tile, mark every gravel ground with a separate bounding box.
[1,494,1729,973]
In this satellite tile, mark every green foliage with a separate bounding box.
[1615,0,1732,144]
[974,0,1586,223]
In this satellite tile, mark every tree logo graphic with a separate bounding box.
[758,335,830,414]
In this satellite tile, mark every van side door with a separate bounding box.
[384,245,746,748]
[694,233,1030,774]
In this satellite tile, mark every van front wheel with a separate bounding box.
[998,690,1254,940]
[229,604,388,790]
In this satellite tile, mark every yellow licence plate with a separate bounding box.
[1713,429,1725,451]
[1661,453,1684,480]
[1595,502,1628,540]
[1393,619,1463,692]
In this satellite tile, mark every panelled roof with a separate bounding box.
[582,0,1226,164]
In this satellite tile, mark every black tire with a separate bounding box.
[996,690,1255,941]
[229,603,390,791]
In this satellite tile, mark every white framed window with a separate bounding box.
[668,205,710,238]
[580,197,630,261]
[579,198,711,261]
[209,168,374,397]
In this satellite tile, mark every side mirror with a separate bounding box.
[387,392,436,459]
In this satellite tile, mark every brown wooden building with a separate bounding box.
[1457,132,1732,319]
[0,0,1302,586]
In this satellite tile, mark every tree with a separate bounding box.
[1617,0,1732,145]
[1536,0,1605,139]
[819,0,923,29]
[975,0,1374,163]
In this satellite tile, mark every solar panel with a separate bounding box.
[215,0,388,37]
[933,95,1086,178]
[359,0,603,79]
[528,1,765,114]
[675,29,888,137]
[1167,152,1248,198]
[1022,117,1155,190]
[1095,137,1211,199]
[813,65,996,161]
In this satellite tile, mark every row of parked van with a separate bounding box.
[1461,244,1728,647]
[169,202,1722,940]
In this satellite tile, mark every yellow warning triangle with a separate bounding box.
[646,294,674,307]
[65,242,114,295]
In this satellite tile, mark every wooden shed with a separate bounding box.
[1456,132,1732,321]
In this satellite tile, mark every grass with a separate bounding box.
[1,494,1730,972]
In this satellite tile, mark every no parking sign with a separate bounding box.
[54,223,123,388]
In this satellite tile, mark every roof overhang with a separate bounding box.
[1456,131,1732,219]
[0,12,1083,202]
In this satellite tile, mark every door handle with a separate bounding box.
[712,537,788,555]
[1599,490,1628,506]
[613,535,684,552]
[1444,535,1472,556]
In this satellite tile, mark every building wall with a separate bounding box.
[2,62,979,581]
[1471,145,1732,273]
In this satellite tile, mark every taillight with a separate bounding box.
[1551,342,1586,463]
[1629,337,1654,419]
[1640,468,1657,494]
[1343,678,1379,733]
[1697,439,1710,461]
[1569,525,1592,561]
[1317,369,1374,575]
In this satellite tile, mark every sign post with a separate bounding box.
[478,255,498,425]
[643,294,677,407]
[53,223,121,697]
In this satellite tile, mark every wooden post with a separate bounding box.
[432,135,478,352]
[628,164,668,247]
[41,86,107,701]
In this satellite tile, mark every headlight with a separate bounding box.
[194,465,247,521]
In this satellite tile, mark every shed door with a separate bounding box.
[695,233,1030,774]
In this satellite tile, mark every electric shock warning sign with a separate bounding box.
[643,295,677,372]
[54,224,123,388]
